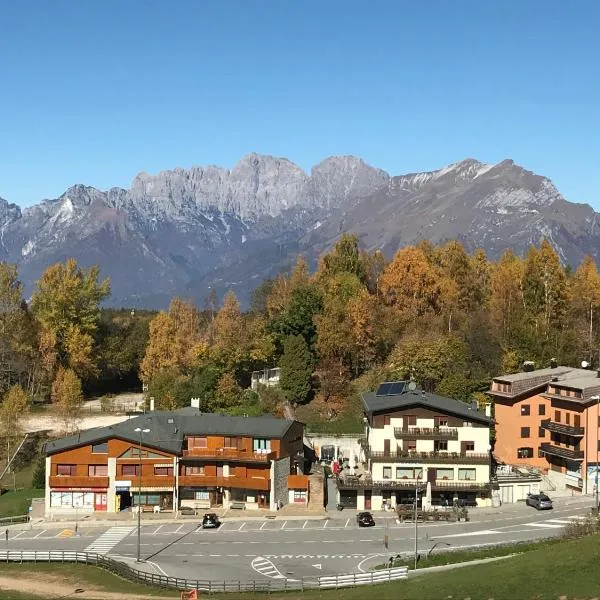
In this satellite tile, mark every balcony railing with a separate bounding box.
[365,448,489,464]
[335,476,489,491]
[394,427,458,440]
[540,419,584,437]
[540,443,584,461]
[49,476,109,488]
[182,448,276,462]
[178,475,270,491]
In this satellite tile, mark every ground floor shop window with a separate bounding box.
[132,492,172,508]
[293,489,307,503]
[50,491,95,508]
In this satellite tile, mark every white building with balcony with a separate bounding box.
[251,368,281,390]
[336,381,493,510]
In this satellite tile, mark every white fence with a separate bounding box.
[0,550,408,592]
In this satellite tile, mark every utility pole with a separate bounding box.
[414,469,423,570]
[134,426,150,562]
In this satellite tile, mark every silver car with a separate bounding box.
[525,493,553,510]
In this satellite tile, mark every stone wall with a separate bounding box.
[270,456,290,510]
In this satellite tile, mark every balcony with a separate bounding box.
[178,475,270,491]
[365,448,489,464]
[540,419,584,437]
[49,476,109,488]
[540,443,584,461]
[335,476,489,492]
[182,448,276,463]
[394,427,458,440]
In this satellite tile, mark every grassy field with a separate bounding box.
[0,535,600,599]
[0,488,44,517]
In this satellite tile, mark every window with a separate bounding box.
[435,417,449,427]
[458,468,476,481]
[566,413,571,425]
[88,465,108,477]
[50,491,94,508]
[574,415,581,427]
[538,404,545,416]
[383,415,391,426]
[121,464,140,476]
[435,441,448,452]
[396,467,416,479]
[154,467,174,476]
[521,405,530,416]
[555,410,561,423]
[521,427,530,438]
[436,468,454,480]
[184,465,205,475]
[597,440,600,452]
[517,447,534,459]
[538,447,545,458]
[253,439,271,452]
[187,436,207,448]
[293,490,307,503]
[539,427,546,438]
[382,467,392,479]
[194,490,209,500]
[406,440,417,452]
[405,415,417,427]
[56,464,76,476]
[464,442,475,452]
[91,442,108,453]
[224,437,240,448]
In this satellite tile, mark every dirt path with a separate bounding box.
[0,574,176,599]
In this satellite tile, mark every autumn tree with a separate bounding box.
[318,234,368,285]
[51,366,84,431]
[0,384,29,461]
[208,292,249,372]
[571,255,600,365]
[279,335,313,405]
[214,372,242,410]
[31,259,110,381]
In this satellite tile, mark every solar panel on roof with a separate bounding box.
[387,381,405,395]
[376,382,393,396]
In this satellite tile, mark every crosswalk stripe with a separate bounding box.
[84,526,135,555]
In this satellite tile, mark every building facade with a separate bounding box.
[490,364,600,493]
[336,382,492,510]
[44,408,306,517]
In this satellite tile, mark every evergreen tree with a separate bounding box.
[279,335,313,404]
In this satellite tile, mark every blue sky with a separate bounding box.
[1,1,599,208]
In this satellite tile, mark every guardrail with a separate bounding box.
[0,515,29,525]
[0,550,408,592]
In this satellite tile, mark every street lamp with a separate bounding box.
[134,427,150,562]
[414,469,426,570]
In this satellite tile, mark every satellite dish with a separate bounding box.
[408,381,417,391]
[582,361,589,369]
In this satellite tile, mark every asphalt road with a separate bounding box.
[3,497,593,582]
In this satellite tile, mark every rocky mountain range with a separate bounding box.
[1,154,598,308]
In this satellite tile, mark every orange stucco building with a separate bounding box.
[44,407,307,516]
[490,364,600,493]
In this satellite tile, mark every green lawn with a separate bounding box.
[1,535,600,599]
[0,488,44,517]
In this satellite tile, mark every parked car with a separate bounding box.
[356,511,376,527]
[525,493,553,510]
[179,506,196,516]
[201,513,221,528]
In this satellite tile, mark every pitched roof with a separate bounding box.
[494,366,590,384]
[361,386,491,425]
[44,408,299,456]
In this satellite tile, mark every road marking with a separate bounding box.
[545,519,574,524]
[84,526,135,555]
[313,563,322,569]
[32,530,47,539]
[526,523,562,529]
[183,542,193,545]
[238,522,245,531]
[302,520,308,529]
[251,556,285,579]
[345,518,350,528]
[280,521,287,530]
[174,524,184,533]
[57,529,74,538]
[146,559,168,577]
[209,554,221,557]
[260,522,267,530]
[432,530,502,539]
[152,525,163,535]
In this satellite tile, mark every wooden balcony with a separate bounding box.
[182,448,276,463]
[366,448,489,464]
[540,419,584,437]
[49,476,109,488]
[540,443,584,461]
[394,427,458,440]
[126,476,175,488]
[178,475,270,491]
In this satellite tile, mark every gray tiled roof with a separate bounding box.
[361,388,491,425]
[44,408,298,456]
[493,366,587,383]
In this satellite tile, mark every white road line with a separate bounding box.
[174,524,184,533]
[85,526,135,555]
[323,520,329,528]
[345,518,350,528]
[12,532,26,539]
[32,530,46,539]
[151,525,163,535]
[433,530,502,539]
[546,519,574,524]
[146,559,168,577]
[238,522,245,531]
[260,522,267,530]
[527,523,562,528]
[280,521,287,530]
[302,520,308,529]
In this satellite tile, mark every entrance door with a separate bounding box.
[364,490,372,510]
[258,493,267,508]
[384,439,390,456]
[94,493,107,512]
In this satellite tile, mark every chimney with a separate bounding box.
[484,403,492,418]
[191,397,201,409]
[550,358,558,369]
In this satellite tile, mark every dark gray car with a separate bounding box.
[525,493,553,510]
